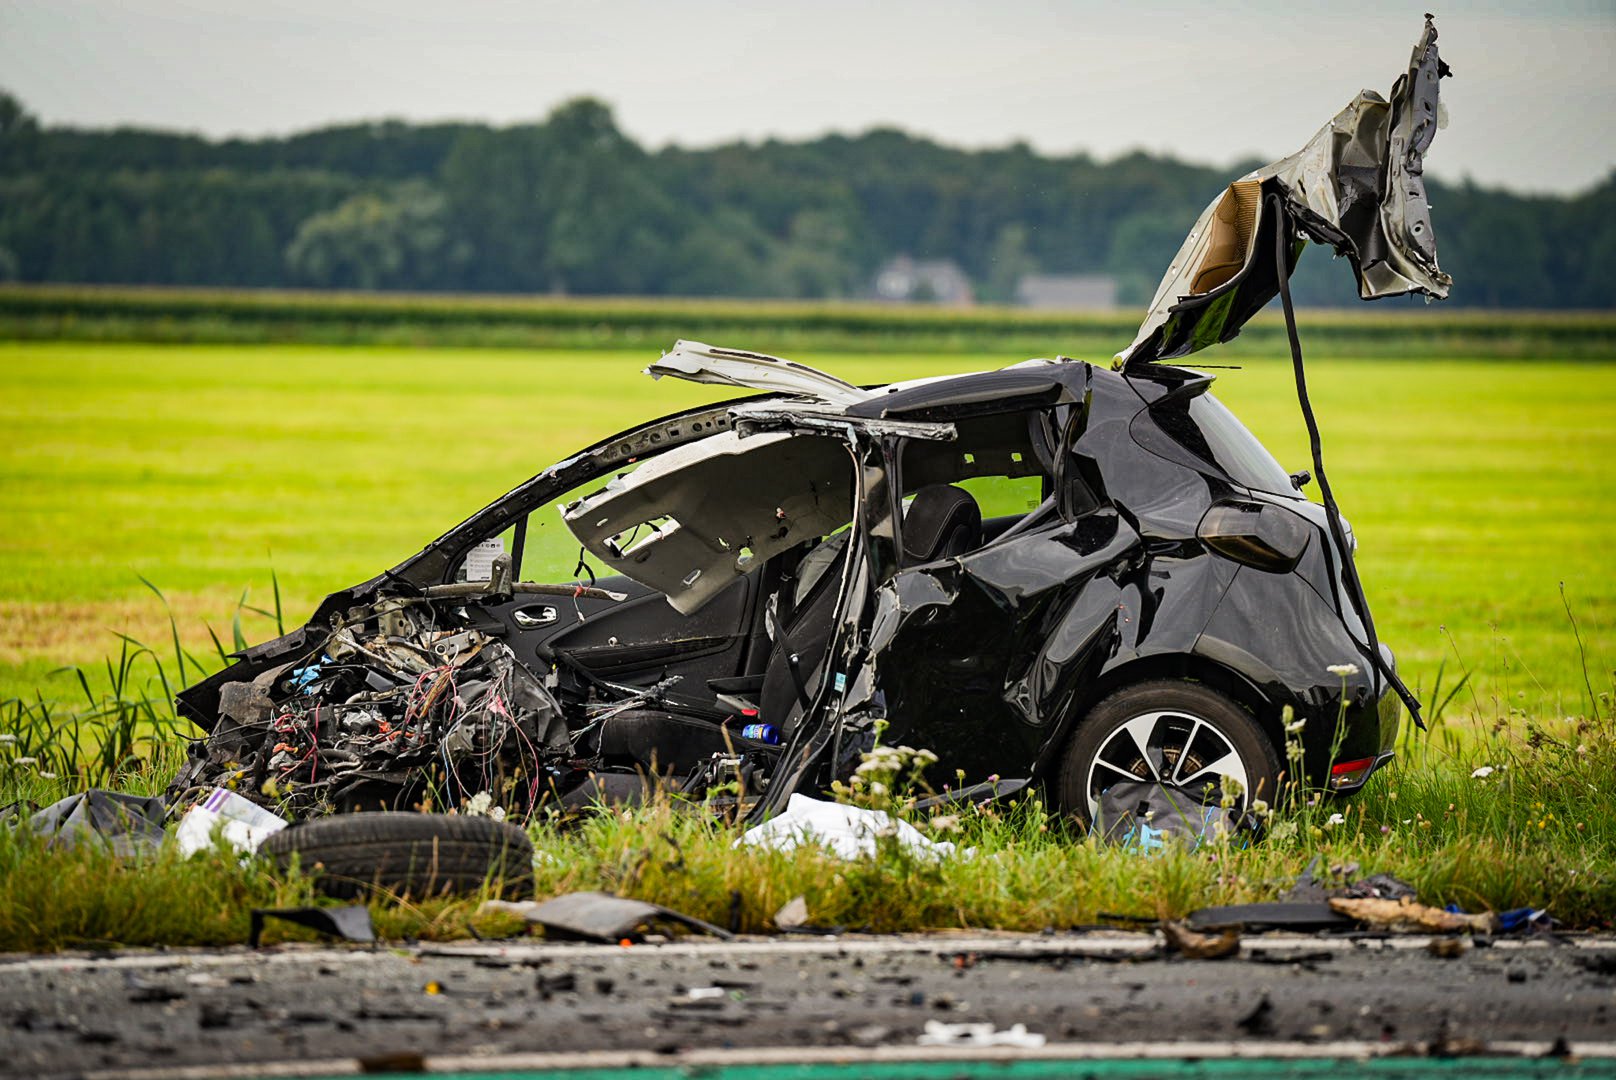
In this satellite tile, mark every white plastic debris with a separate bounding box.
[175,788,288,857]
[736,793,962,861]
[773,894,809,929]
[461,536,506,582]
[916,1020,1047,1048]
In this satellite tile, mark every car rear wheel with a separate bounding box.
[1054,681,1282,827]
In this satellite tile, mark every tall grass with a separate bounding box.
[2,712,1609,953]
[0,585,1610,951]
[0,633,190,804]
[0,577,282,804]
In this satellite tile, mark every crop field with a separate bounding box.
[5,284,1616,358]
[1,338,1612,719]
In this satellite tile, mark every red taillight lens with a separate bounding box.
[1329,756,1376,789]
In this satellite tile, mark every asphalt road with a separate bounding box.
[5,932,1616,1079]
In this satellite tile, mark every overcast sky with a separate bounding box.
[2,0,1611,195]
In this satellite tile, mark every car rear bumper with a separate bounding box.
[1323,646,1403,792]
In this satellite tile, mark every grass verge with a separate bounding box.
[1,680,1610,952]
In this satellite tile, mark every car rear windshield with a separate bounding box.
[1150,392,1299,497]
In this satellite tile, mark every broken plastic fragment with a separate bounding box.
[248,905,375,948]
[500,891,734,943]
[736,794,965,862]
[461,537,505,582]
[916,1020,1047,1049]
[175,788,289,857]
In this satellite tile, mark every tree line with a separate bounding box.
[0,91,1610,308]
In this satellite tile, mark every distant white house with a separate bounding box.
[873,255,975,306]
[1015,273,1118,310]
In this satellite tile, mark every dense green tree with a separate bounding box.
[0,90,37,138]
[982,224,1039,304]
[0,90,1606,307]
[285,181,466,289]
[662,208,777,297]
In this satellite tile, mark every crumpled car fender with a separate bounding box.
[1023,544,1244,777]
[857,507,1244,786]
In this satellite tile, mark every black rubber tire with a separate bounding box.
[261,812,534,900]
[1054,680,1283,828]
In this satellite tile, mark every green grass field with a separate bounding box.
[1,340,1613,722]
[2,332,1615,945]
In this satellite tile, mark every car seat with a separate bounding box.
[758,485,982,732]
[589,486,984,784]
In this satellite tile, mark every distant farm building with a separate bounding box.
[1015,274,1118,310]
[873,256,975,306]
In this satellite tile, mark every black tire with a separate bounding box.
[261,812,534,900]
[1054,680,1282,827]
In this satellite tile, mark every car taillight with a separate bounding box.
[1329,756,1376,790]
[1196,499,1311,573]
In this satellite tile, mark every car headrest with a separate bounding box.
[902,485,982,565]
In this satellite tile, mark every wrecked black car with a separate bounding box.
[169,19,1450,827]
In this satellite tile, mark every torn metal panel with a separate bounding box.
[648,339,873,406]
[562,430,855,615]
[23,790,167,856]
[728,399,958,443]
[249,906,375,947]
[1119,16,1451,368]
[509,891,733,943]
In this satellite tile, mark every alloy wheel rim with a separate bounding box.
[1085,708,1252,820]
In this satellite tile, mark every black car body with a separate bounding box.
[169,20,1449,825]
[172,346,1399,822]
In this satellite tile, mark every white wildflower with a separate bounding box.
[1324,812,1347,827]
[462,791,499,818]
[1249,799,1270,817]
[0,734,17,744]
[1471,766,1495,779]
[868,781,888,798]
[12,756,36,766]
[929,814,961,834]
[1285,716,1307,734]
[37,771,57,780]
[1327,663,1361,678]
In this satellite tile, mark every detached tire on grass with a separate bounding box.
[261,812,534,900]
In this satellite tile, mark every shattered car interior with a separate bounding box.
[168,19,1451,831]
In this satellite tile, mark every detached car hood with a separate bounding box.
[1119,15,1452,368]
